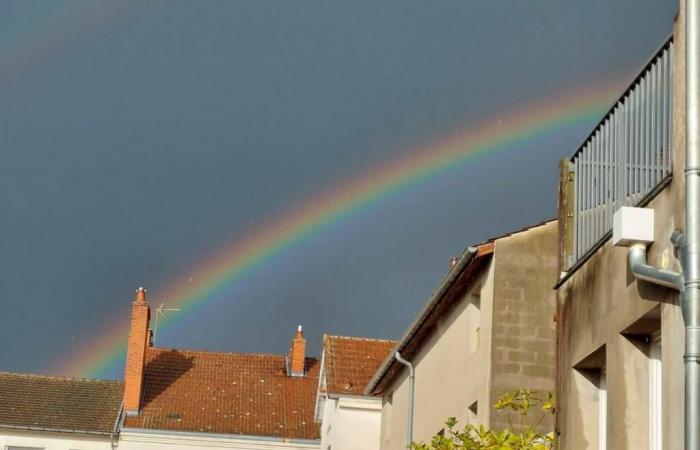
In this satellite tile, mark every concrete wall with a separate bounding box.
[490,221,559,431]
[555,11,686,450]
[380,259,496,450]
[0,429,113,450]
[320,396,382,450]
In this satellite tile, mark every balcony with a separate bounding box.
[563,37,674,270]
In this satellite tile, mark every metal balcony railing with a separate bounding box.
[568,37,673,267]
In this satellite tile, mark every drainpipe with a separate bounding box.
[687,0,700,447]
[629,244,684,291]
[395,351,415,447]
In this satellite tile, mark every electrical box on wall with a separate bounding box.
[612,207,655,247]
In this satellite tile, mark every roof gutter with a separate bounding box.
[394,351,415,447]
[110,402,124,449]
[119,427,321,445]
[365,244,485,395]
[0,423,114,437]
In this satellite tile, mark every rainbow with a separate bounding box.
[0,3,133,93]
[53,75,626,379]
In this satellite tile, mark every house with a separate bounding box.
[365,221,558,450]
[553,13,683,450]
[0,372,123,450]
[314,335,396,450]
[117,288,321,449]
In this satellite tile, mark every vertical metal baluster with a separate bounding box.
[668,46,673,174]
[582,146,588,251]
[586,142,592,250]
[640,71,651,198]
[595,133,601,242]
[628,89,634,205]
[661,50,668,176]
[636,78,642,201]
[574,156,579,260]
[605,117,611,231]
[646,69,652,193]
[652,60,659,185]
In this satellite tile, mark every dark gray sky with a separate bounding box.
[1,0,677,378]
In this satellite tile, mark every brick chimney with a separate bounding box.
[123,287,150,414]
[288,325,306,377]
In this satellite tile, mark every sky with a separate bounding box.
[0,0,678,379]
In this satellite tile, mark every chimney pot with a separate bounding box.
[135,287,147,304]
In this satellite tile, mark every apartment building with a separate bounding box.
[365,221,558,450]
[554,11,684,450]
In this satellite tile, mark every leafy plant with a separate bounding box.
[410,389,555,450]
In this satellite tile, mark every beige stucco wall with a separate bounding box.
[0,429,113,450]
[556,10,686,450]
[380,259,495,450]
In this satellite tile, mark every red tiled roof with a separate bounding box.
[323,336,396,396]
[0,372,123,435]
[123,347,320,440]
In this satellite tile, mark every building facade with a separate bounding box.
[366,221,559,450]
[314,335,396,450]
[554,10,684,450]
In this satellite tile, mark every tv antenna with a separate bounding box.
[153,303,181,344]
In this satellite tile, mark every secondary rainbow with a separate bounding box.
[55,76,625,378]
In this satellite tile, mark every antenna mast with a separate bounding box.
[153,303,181,344]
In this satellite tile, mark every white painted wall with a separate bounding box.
[320,396,382,450]
[0,428,114,450]
[118,429,319,450]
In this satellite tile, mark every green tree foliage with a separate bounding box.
[410,389,555,450]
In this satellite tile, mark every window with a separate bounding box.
[469,291,481,354]
[468,401,478,424]
[650,332,662,450]
[573,345,606,449]
[598,368,607,450]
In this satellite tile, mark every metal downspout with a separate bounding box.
[687,1,700,447]
[629,244,684,291]
[395,351,415,447]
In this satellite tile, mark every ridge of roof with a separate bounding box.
[324,335,397,344]
[148,346,318,361]
[475,218,556,247]
[0,371,123,385]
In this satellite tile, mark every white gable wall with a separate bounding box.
[118,429,319,450]
[320,395,381,450]
[0,428,114,450]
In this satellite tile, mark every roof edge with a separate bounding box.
[120,427,321,444]
[0,423,114,437]
[364,241,493,395]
